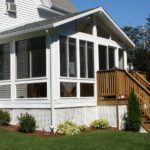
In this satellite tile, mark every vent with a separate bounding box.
[6,2,16,13]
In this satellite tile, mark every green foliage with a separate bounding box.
[126,90,141,132]
[18,113,36,133]
[133,48,150,80]
[90,119,109,129]
[79,124,87,132]
[57,121,81,135]
[0,110,10,126]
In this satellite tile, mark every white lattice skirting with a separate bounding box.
[3,105,127,131]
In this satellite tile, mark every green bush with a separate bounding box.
[90,119,109,129]
[18,113,36,133]
[0,110,10,126]
[79,124,87,132]
[125,90,141,132]
[57,121,81,136]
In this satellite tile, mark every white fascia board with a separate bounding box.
[53,7,103,27]
[101,8,135,48]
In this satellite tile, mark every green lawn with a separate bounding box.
[0,129,150,150]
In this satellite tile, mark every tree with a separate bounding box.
[126,90,141,132]
[123,14,150,79]
[133,48,150,80]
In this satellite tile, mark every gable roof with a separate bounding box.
[0,7,135,48]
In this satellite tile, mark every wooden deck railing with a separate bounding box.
[130,71,150,90]
[97,69,150,119]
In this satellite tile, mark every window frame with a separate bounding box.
[16,36,46,80]
[79,40,94,79]
[59,35,77,78]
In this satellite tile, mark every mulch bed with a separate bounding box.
[0,125,61,137]
[0,125,119,138]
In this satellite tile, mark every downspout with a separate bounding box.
[46,29,55,132]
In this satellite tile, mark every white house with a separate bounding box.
[0,0,149,132]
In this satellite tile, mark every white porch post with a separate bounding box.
[115,47,119,68]
[10,40,16,125]
[11,41,16,102]
[124,50,128,70]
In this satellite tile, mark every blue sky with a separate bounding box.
[71,0,150,27]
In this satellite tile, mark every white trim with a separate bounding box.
[15,98,48,101]
[11,41,16,102]
[53,7,102,27]
[15,77,47,84]
[101,8,135,47]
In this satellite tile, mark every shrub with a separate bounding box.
[79,124,87,132]
[57,121,81,136]
[0,110,10,126]
[18,113,36,133]
[125,90,141,132]
[90,119,109,129]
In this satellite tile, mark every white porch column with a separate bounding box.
[124,50,128,70]
[10,41,16,102]
[92,14,97,36]
[115,47,119,68]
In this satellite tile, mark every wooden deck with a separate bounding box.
[97,69,150,131]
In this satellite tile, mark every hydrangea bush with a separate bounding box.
[57,121,81,135]
[90,119,109,129]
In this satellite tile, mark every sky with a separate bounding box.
[71,0,150,27]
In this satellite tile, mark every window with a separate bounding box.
[0,85,11,99]
[109,47,115,69]
[60,36,76,77]
[99,45,116,70]
[80,83,94,97]
[0,43,10,80]
[119,49,124,69]
[60,82,77,97]
[17,83,47,98]
[16,36,46,79]
[80,40,94,78]
[99,45,107,70]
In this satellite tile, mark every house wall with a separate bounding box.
[0,20,128,130]
[0,0,60,31]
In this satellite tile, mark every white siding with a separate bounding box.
[0,0,45,31]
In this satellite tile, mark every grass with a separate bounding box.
[0,129,150,150]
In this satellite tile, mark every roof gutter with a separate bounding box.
[0,24,54,40]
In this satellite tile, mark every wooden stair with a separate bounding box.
[97,69,150,132]
[142,116,150,132]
